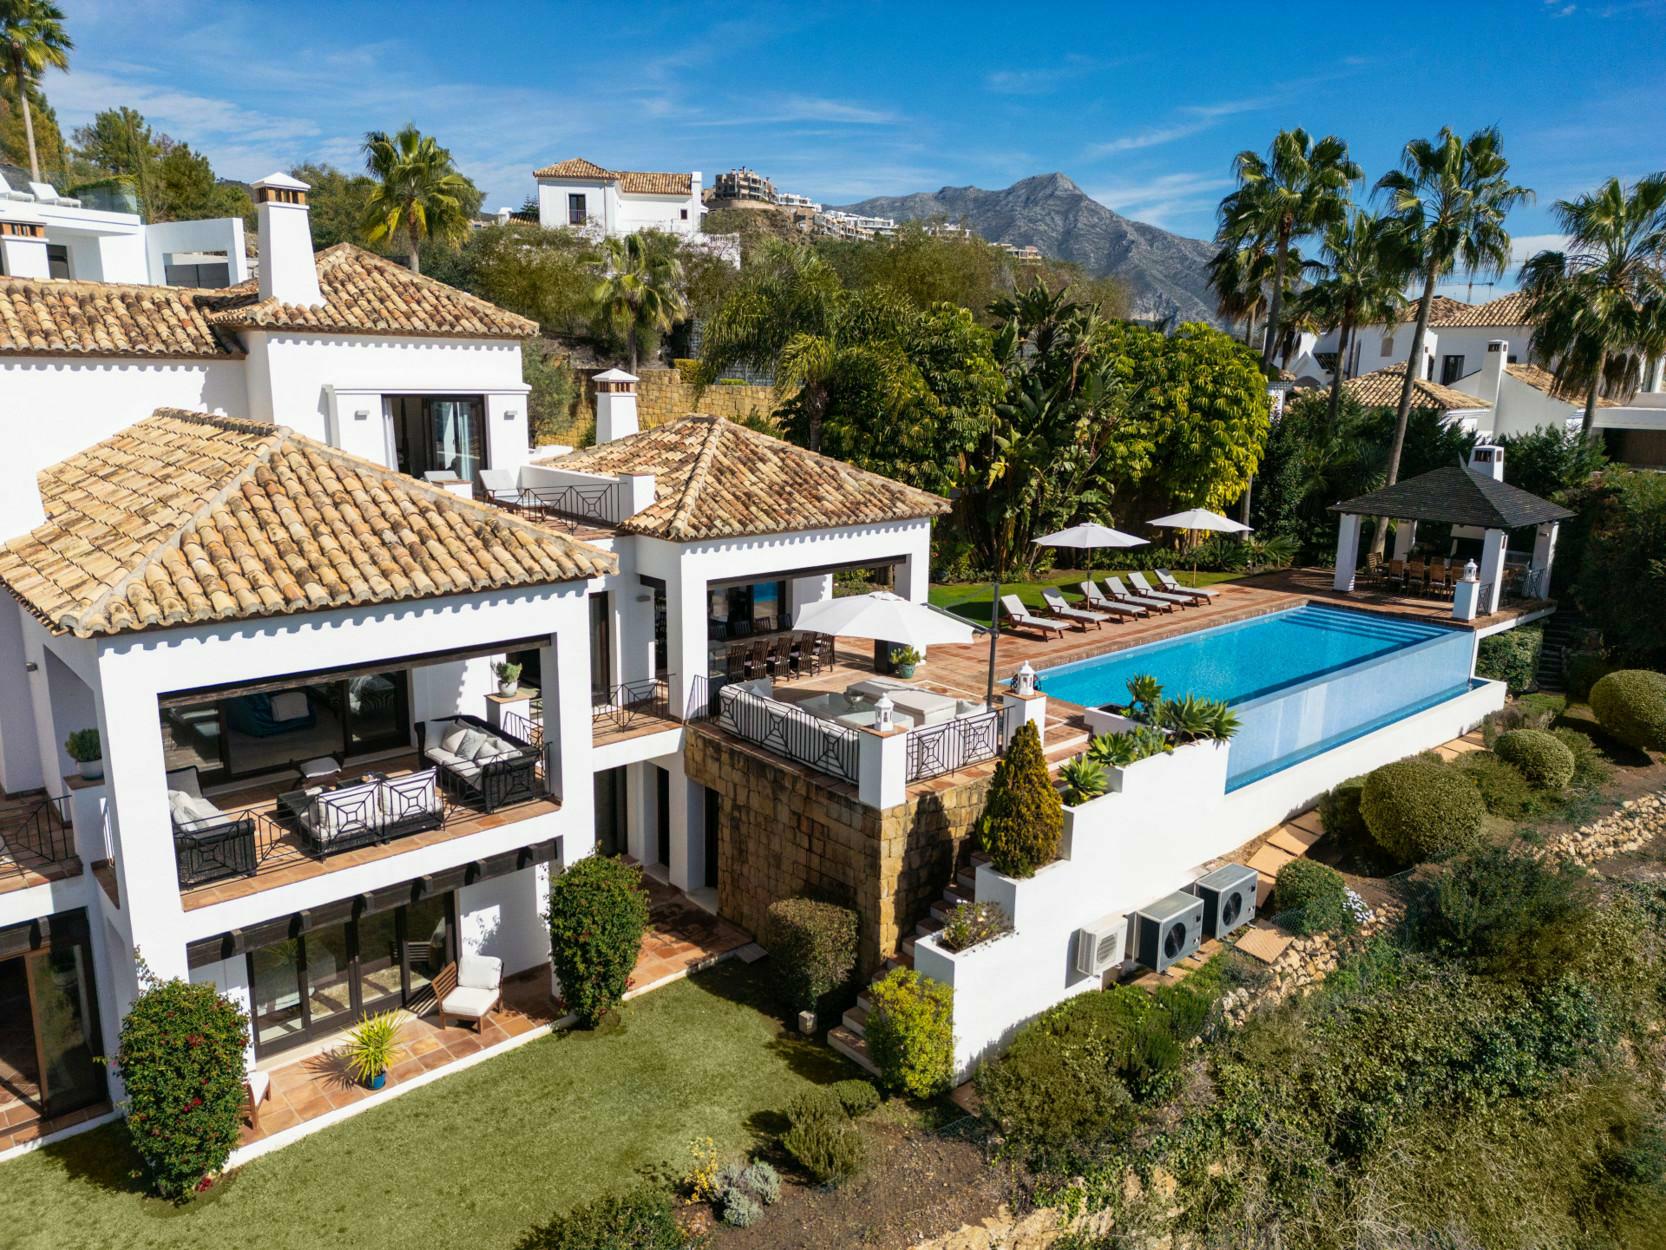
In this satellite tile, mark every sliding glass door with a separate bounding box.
[389,395,486,482]
[0,910,106,1120]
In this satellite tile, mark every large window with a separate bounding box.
[387,395,486,483]
[567,193,587,226]
[706,579,789,641]
[0,909,105,1119]
[1441,354,1466,385]
[589,592,611,702]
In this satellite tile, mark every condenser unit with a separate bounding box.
[1132,891,1204,972]
[1190,863,1258,939]
[1073,913,1129,978]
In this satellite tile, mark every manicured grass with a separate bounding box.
[930,568,1240,625]
[0,961,853,1250]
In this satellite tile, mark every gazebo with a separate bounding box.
[1328,446,1575,620]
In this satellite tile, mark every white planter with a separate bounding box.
[497,680,519,698]
[77,758,104,781]
[1082,707,1143,736]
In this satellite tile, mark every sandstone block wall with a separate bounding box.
[569,367,780,434]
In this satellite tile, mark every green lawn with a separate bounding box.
[0,961,852,1250]
[930,568,1241,625]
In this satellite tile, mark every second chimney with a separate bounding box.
[593,369,640,443]
[252,172,323,307]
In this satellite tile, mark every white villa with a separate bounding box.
[528,157,705,238]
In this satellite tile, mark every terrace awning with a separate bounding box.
[1328,465,1573,530]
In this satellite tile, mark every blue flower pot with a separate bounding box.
[367,1071,387,1090]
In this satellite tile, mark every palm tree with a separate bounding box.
[592,231,689,372]
[1374,127,1531,503]
[361,125,472,275]
[0,0,72,183]
[1519,174,1666,437]
[1295,210,1411,426]
[1216,129,1362,369]
[1207,241,1275,347]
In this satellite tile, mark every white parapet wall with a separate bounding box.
[915,677,1507,1077]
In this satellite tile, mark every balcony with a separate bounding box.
[0,792,78,896]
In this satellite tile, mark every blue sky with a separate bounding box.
[49,0,1666,286]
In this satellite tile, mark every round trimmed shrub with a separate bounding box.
[517,1187,693,1249]
[1457,751,1536,818]
[780,1092,865,1186]
[115,965,249,1199]
[829,1077,880,1118]
[1359,757,1486,863]
[763,897,858,1015]
[1493,728,1576,789]
[977,721,1063,878]
[1589,669,1666,751]
[1273,859,1350,936]
[546,854,651,1027]
[1317,776,1368,845]
[865,967,955,1098]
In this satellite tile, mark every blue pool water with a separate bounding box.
[1038,605,1475,788]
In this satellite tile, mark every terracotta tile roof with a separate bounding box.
[204,244,537,340]
[536,414,949,542]
[0,409,613,637]
[0,275,241,359]
[1506,362,1618,407]
[532,157,692,195]
[1432,291,1532,327]
[1344,363,1489,412]
[1421,295,1474,325]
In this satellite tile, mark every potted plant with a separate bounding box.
[890,645,921,679]
[344,1009,405,1090]
[493,660,522,697]
[65,728,103,781]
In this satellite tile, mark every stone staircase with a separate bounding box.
[1534,608,1583,693]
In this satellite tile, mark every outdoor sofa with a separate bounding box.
[419,714,541,812]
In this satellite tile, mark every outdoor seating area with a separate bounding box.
[1003,570,1216,641]
[711,630,836,684]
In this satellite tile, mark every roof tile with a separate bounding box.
[0,276,241,358]
[1343,362,1488,412]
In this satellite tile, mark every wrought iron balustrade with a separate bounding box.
[905,710,1006,782]
[717,685,860,784]
[592,677,673,733]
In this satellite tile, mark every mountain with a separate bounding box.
[832,173,1221,325]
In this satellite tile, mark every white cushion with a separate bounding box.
[167,789,195,821]
[425,747,464,768]
[382,771,440,820]
[471,734,515,762]
[448,759,481,781]
[172,792,222,825]
[440,985,497,1020]
[246,1070,270,1102]
[270,690,310,721]
[311,782,377,842]
[440,725,471,755]
[296,755,340,780]
[458,951,502,991]
[454,728,488,760]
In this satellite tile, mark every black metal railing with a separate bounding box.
[502,707,543,748]
[685,674,725,722]
[718,684,860,784]
[1,793,75,874]
[480,481,625,532]
[593,677,673,733]
[905,710,1006,782]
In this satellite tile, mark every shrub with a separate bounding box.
[865,967,955,1098]
[1494,728,1576,789]
[1481,698,1559,745]
[785,1087,846,1127]
[780,1093,865,1186]
[740,1160,781,1205]
[1565,651,1614,702]
[516,1188,694,1250]
[829,1077,880,1118]
[1457,751,1536,818]
[1476,625,1542,694]
[1359,757,1486,863]
[114,964,249,1199]
[977,720,1063,878]
[546,854,651,1027]
[938,899,1011,953]
[1273,859,1350,936]
[1553,726,1612,789]
[721,1192,761,1227]
[763,897,858,1015]
[713,1157,780,1225]
[1589,669,1666,751]
[1317,776,1368,845]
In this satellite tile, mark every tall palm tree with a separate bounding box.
[1520,174,1666,437]
[1374,127,1531,503]
[1207,241,1275,347]
[0,0,71,183]
[592,231,688,372]
[361,125,472,275]
[1295,210,1411,426]
[1216,129,1362,369]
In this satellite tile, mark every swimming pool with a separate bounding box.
[1038,604,1476,788]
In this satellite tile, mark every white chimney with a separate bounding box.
[0,209,50,279]
[1481,339,1508,406]
[1468,443,1505,481]
[593,368,640,443]
[252,172,323,306]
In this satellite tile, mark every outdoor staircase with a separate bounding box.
[827,852,990,1077]
[1535,607,1584,693]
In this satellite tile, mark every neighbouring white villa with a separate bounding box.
[527,157,705,238]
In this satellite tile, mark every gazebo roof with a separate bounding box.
[1329,465,1574,530]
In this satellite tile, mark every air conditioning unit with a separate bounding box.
[1190,863,1258,939]
[1132,891,1204,972]
[1073,913,1128,978]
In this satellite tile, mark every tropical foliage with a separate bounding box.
[0,0,70,181]
[361,124,477,274]
[593,231,688,371]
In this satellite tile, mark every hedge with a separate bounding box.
[1493,728,1576,789]
[1589,669,1666,751]
[547,854,651,1027]
[1317,776,1368,846]
[1476,625,1542,695]
[1359,757,1486,862]
[516,1188,694,1249]
[763,897,858,1015]
[1273,859,1350,936]
[865,967,955,1098]
[977,721,1062,878]
[1458,751,1536,818]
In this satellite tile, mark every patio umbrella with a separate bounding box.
[1033,522,1149,552]
[791,591,981,649]
[1146,508,1253,582]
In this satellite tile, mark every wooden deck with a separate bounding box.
[1251,567,1553,630]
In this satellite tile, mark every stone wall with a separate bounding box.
[569,366,779,434]
[685,725,990,972]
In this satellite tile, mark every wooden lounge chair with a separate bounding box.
[1000,594,1065,638]
[434,954,503,1033]
[1128,571,1197,608]
[1155,569,1218,600]
[1104,577,1175,614]
[243,1070,271,1129]
[1041,586,1110,630]
[1079,581,1146,619]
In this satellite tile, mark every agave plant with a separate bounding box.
[1203,699,1242,741]
[1160,694,1218,743]
[1087,732,1129,767]
[1124,674,1164,723]
[1129,725,1174,760]
[1058,755,1108,805]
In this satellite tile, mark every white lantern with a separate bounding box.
[874,693,895,731]
[1461,559,1479,583]
[1012,661,1037,697]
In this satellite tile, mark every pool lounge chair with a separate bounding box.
[1128,571,1198,607]
[1078,582,1147,619]
[1040,587,1111,630]
[1103,577,1175,614]
[1156,569,1218,601]
[1000,594,1065,639]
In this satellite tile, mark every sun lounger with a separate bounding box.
[1103,577,1174,613]
[1079,581,1147,618]
[1000,594,1065,638]
[1156,569,1218,600]
[1128,571,1197,607]
[1041,587,1110,630]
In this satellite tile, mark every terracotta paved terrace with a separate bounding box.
[1254,566,1552,631]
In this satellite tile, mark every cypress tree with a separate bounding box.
[978,720,1063,877]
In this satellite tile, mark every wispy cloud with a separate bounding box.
[1085,97,1270,156]
[1089,171,1235,231]
[686,94,899,128]
[984,55,1109,96]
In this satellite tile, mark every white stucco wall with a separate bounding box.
[536,179,701,237]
